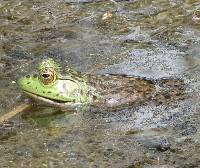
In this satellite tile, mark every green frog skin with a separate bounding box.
[18,59,186,110]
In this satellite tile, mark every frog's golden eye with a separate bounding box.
[40,69,56,85]
[42,73,50,79]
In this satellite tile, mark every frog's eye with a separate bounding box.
[40,69,56,85]
[42,73,50,78]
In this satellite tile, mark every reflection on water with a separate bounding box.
[0,0,200,167]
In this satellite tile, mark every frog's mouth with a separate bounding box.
[23,91,81,108]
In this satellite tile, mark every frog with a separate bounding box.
[18,59,186,110]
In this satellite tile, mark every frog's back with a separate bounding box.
[89,74,156,108]
[88,74,186,109]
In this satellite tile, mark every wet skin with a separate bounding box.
[18,59,186,110]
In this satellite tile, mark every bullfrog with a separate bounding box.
[18,59,186,110]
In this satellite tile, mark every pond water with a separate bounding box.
[0,0,200,167]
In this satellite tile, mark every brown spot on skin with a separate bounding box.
[27,82,31,85]
[43,91,45,94]
[56,93,59,96]
[47,91,52,94]
[93,95,97,101]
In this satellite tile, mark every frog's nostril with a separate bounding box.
[33,74,38,78]
[26,75,30,78]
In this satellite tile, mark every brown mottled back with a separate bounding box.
[88,74,156,108]
[88,74,187,110]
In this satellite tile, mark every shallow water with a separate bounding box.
[0,0,200,167]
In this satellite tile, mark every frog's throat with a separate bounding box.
[23,91,82,108]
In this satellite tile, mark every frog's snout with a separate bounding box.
[18,75,32,90]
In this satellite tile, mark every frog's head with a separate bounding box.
[18,59,90,107]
